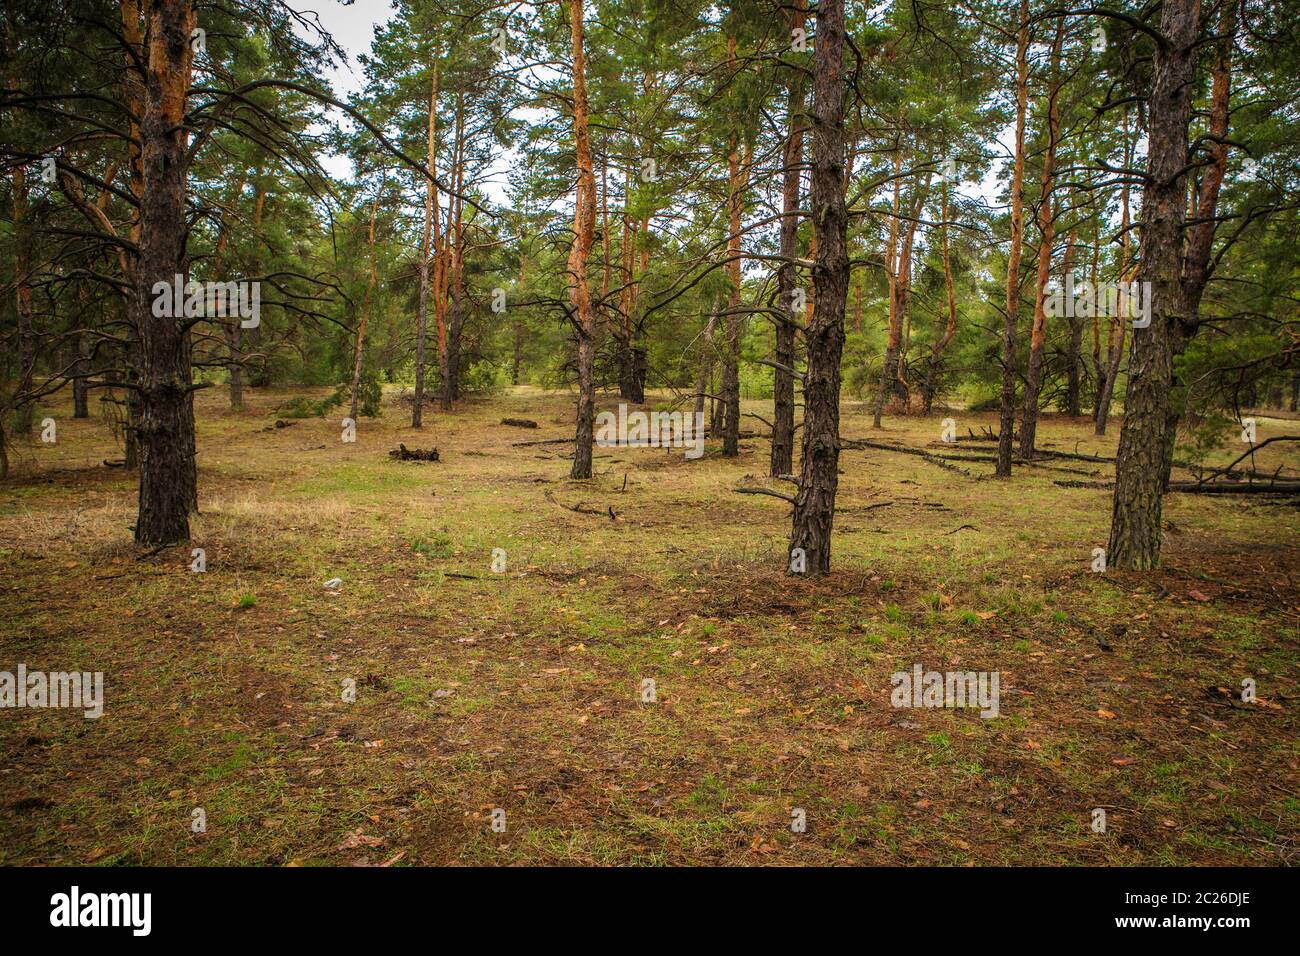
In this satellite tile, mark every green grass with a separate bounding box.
[0,384,1296,865]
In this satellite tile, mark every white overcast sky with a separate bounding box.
[300,0,396,180]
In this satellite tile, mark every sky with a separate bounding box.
[299,0,396,180]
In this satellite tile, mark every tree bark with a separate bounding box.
[73,314,91,418]
[1107,0,1199,570]
[11,163,35,436]
[441,94,466,409]
[888,181,926,411]
[349,192,379,421]
[134,0,196,545]
[1159,0,1237,490]
[1018,23,1064,457]
[567,0,598,480]
[873,149,903,428]
[211,178,242,410]
[413,63,438,428]
[1068,227,1097,417]
[789,0,848,575]
[721,41,747,459]
[921,179,958,414]
[1096,110,1133,435]
[694,302,720,427]
[996,0,1030,476]
[771,22,805,476]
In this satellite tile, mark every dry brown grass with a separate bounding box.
[0,384,1297,865]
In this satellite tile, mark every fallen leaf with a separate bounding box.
[337,828,384,850]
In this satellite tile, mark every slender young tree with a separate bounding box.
[995,0,1030,477]
[413,60,439,428]
[568,0,598,480]
[1018,20,1064,458]
[789,0,848,575]
[771,1,807,476]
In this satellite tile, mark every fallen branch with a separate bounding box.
[544,490,618,519]
[733,485,797,504]
[1054,478,1300,495]
[843,438,983,478]
[1027,448,1115,464]
[1191,435,1300,485]
[1170,480,1300,495]
[512,437,576,447]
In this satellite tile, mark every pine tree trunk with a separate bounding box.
[1069,228,1098,418]
[996,0,1030,477]
[1018,22,1062,459]
[721,88,747,458]
[789,0,848,575]
[694,303,719,428]
[349,193,379,422]
[1096,111,1133,436]
[922,180,958,415]
[440,98,464,410]
[12,165,35,435]
[771,4,805,476]
[227,324,243,410]
[413,64,438,428]
[1065,315,1083,416]
[134,0,196,545]
[889,184,926,411]
[873,151,903,428]
[1107,0,1199,570]
[73,327,90,418]
[1158,1,1236,491]
[567,0,598,480]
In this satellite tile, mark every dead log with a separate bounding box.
[1030,448,1115,464]
[842,438,983,478]
[512,437,575,447]
[1054,478,1300,495]
[1189,436,1300,485]
[500,418,539,429]
[1170,481,1300,495]
[388,444,440,462]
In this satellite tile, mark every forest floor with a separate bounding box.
[1,385,1298,866]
